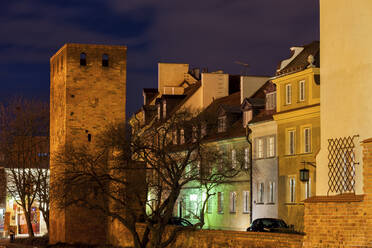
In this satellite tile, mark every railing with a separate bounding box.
[327,135,359,195]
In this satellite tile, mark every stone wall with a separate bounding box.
[110,222,303,248]
[303,138,372,247]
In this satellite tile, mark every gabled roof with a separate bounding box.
[276,41,320,76]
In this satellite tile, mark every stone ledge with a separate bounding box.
[304,193,364,203]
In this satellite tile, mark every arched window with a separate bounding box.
[102,54,109,67]
[80,53,87,66]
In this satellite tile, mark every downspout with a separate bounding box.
[245,125,253,224]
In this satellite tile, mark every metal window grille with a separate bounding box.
[328,135,359,195]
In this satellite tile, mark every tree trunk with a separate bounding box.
[41,209,49,232]
[24,210,35,238]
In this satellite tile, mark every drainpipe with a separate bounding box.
[245,125,253,224]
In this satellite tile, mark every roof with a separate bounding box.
[168,82,202,116]
[276,41,320,76]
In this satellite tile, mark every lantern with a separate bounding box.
[300,168,309,182]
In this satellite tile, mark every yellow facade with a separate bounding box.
[273,67,320,231]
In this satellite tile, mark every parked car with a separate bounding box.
[247,218,292,233]
[168,217,193,227]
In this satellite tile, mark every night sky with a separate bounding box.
[0,0,319,116]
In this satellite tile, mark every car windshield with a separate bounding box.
[261,219,287,228]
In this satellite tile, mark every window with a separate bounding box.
[243,191,250,213]
[289,177,296,203]
[217,192,224,213]
[80,52,87,66]
[257,138,264,158]
[230,192,237,213]
[244,147,250,169]
[299,80,305,101]
[268,182,275,203]
[88,134,92,142]
[162,101,166,119]
[285,84,292,105]
[102,54,109,67]
[207,195,213,214]
[304,128,311,153]
[231,149,237,168]
[258,182,264,203]
[267,136,275,157]
[172,130,178,145]
[60,55,63,70]
[180,129,185,144]
[266,92,277,110]
[243,111,252,127]
[288,130,295,155]
[157,104,161,120]
[305,177,311,199]
[218,116,227,132]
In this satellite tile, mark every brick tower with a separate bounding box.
[49,44,126,244]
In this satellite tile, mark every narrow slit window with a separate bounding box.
[80,53,87,66]
[102,54,109,67]
[88,134,92,142]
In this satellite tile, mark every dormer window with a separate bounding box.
[243,111,252,128]
[266,92,276,110]
[162,101,167,119]
[218,116,227,132]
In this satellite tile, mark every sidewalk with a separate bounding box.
[0,239,39,248]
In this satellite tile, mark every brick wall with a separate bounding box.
[303,138,372,247]
[109,222,303,248]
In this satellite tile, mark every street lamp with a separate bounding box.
[300,161,316,182]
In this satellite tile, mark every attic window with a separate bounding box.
[218,116,227,133]
[266,92,277,110]
[102,54,109,67]
[80,53,87,66]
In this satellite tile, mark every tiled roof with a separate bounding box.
[276,41,320,76]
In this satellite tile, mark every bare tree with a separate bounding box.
[0,98,49,237]
[35,167,49,232]
[52,110,242,248]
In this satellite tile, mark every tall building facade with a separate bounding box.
[49,44,126,244]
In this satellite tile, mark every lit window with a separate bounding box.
[217,192,224,213]
[157,104,161,120]
[192,126,198,142]
[231,149,237,168]
[257,138,264,158]
[180,129,185,144]
[269,182,275,203]
[102,54,109,67]
[285,84,292,105]
[304,128,311,153]
[267,136,275,157]
[289,177,296,203]
[162,101,166,119]
[305,177,311,199]
[207,195,213,214]
[243,191,250,213]
[299,80,305,102]
[218,116,227,132]
[244,147,250,169]
[258,182,264,203]
[80,52,87,66]
[288,130,295,155]
[230,192,237,213]
[266,92,277,110]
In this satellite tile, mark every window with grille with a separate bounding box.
[230,192,237,213]
[285,84,292,105]
[218,116,227,132]
[266,92,277,110]
[243,191,250,213]
[299,80,305,101]
[304,128,311,153]
[231,149,237,168]
[328,136,358,194]
[244,147,250,169]
[267,136,275,157]
[257,138,264,158]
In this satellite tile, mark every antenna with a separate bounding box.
[235,61,250,76]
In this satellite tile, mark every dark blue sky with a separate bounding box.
[0,0,319,116]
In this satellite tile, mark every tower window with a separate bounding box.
[88,134,92,142]
[80,53,87,66]
[102,54,109,67]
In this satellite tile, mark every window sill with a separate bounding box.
[255,202,264,205]
[285,202,304,205]
[242,212,250,214]
[229,211,236,214]
[266,202,275,205]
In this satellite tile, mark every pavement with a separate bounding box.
[0,239,39,248]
